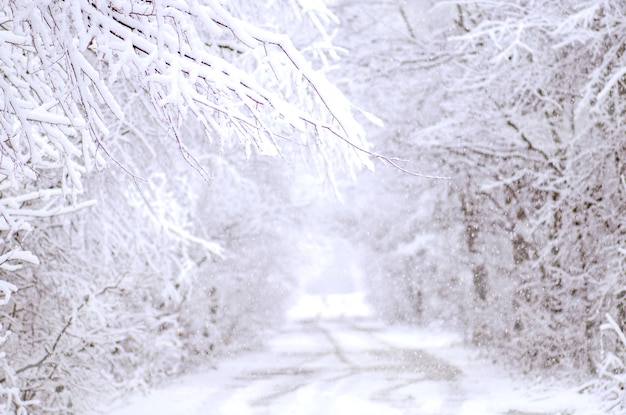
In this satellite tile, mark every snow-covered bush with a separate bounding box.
[1,173,192,413]
[178,153,299,364]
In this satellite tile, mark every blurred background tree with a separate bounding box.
[328,1,626,410]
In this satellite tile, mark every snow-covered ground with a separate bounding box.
[97,292,604,415]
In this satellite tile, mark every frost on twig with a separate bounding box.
[1,0,375,264]
[77,0,373,170]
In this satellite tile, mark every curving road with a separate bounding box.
[228,318,466,414]
[104,309,600,415]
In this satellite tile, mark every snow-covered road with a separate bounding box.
[101,295,602,415]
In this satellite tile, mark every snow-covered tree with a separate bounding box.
[0,0,373,413]
[330,2,626,410]
[430,0,626,377]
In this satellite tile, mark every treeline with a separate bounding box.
[0,1,364,413]
[331,0,626,410]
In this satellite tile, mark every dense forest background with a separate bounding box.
[334,1,626,411]
[2,0,626,413]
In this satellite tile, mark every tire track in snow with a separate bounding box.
[99,316,596,415]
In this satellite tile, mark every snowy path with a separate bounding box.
[101,300,602,415]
